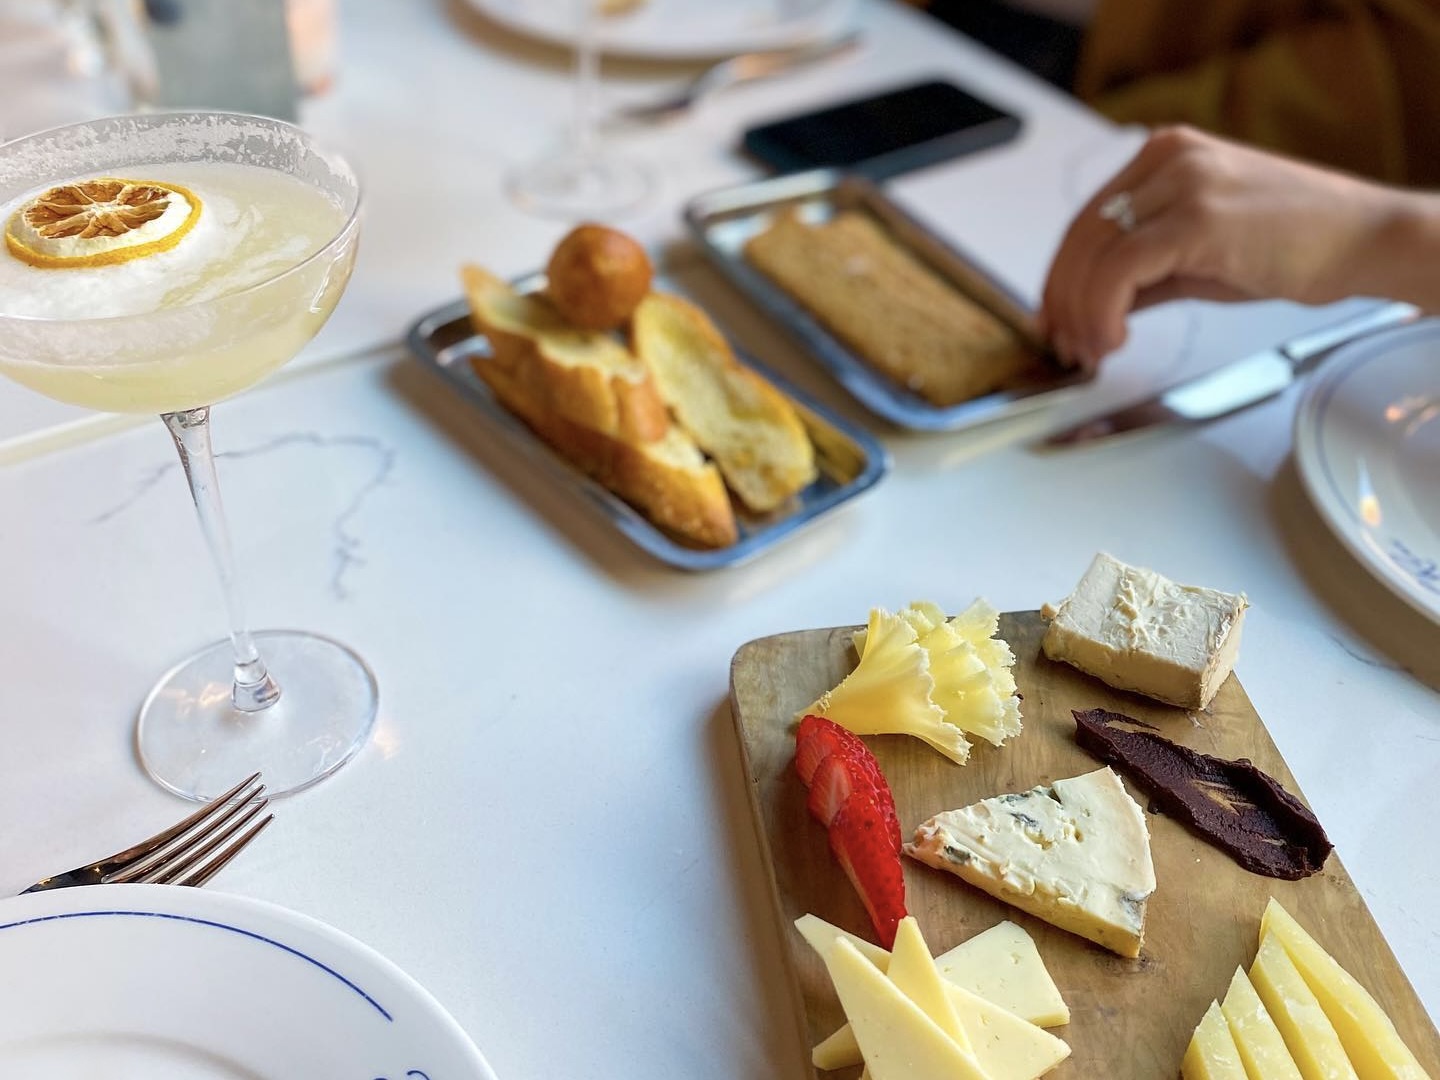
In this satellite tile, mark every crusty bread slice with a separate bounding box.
[631,292,817,514]
[462,265,669,443]
[470,353,739,549]
[743,210,1035,407]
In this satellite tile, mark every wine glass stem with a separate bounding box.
[573,0,597,159]
[162,408,281,713]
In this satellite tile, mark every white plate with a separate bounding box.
[1294,318,1440,624]
[466,0,858,59]
[0,885,498,1079]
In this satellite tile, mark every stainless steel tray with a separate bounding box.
[684,169,1091,431]
[405,282,889,571]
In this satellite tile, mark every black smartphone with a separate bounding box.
[742,79,1022,179]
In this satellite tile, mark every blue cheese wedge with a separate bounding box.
[1041,552,1248,709]
[904,767,1156,958]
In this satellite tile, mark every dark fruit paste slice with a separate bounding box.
[1072,707,1332,880]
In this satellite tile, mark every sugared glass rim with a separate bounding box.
[0,110,363,326]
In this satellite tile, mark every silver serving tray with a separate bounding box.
[684,169,1092,431]
[405,280,889,571]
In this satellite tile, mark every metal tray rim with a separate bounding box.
[683,170,1092,432]
[403,296,891,572]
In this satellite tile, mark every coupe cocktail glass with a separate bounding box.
[0,111,374,801]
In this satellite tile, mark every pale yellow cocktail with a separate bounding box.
[0,162,351,413]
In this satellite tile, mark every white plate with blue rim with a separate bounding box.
[1294,317,1440,624]
[0,884,497,1079]
[464,0,858,59]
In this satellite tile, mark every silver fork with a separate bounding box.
[23,773,274,893]
[604,32,864,128]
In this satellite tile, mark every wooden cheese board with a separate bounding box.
[728,610,1440,1078]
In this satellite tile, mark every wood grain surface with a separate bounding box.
[728,611,1440,1079]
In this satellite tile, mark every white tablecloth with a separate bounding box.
[0,2,1435,1076]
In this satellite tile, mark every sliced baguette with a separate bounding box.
[631,291,817,514]
[470,353,738,549]
[461,265,669,443]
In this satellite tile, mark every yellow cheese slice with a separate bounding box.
[1260,900,1430,1080]
[813,983,1071,1078]
[813,1024,866,1071]
[936,921,1070,1027]
[948,981,1071,1080]
[1183,1000,1248,1080]
[814,981,1070,1077]
[821,937,992,1080]
[796,914,1068,1026]
[1252,931,1360,1080]
[804,915,1070,1078]
[1222,967,1304,1080]
[889,917,973,1053]
[796,913,891,969]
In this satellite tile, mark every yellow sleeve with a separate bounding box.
[1077,0,1440,186]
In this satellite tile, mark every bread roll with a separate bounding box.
[546,224,653,331]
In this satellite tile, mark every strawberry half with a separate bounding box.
[795,714,873,786]
[805,752,858,829]
[806,753,902,852]
[796,716,899,850]
[829,790,908,949]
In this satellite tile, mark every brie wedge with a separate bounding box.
[1042,552,1247,709]
[905,767,1156,957]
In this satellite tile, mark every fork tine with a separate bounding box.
[139,798,270,886]
[107,777,265,884]
[175,813,275,888]
[99,772,262,869]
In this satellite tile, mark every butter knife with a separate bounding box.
[1044,302,1420,447]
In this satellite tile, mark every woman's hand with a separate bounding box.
[1039,125,1400,369]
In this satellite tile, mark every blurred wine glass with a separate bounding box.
[505,0,653,220]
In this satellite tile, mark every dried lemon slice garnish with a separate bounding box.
[4,178,203,270]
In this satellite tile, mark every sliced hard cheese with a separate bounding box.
[1260,899,1430,1080]
[796,913,891,969]
[905,767,1156,957]
[821,937,991,1080]
[814,965,1070,1077]
[935,921,1070,1028]
[813,1024,867,1071]
[947,982,1070,1080]
[1251,932,1359,1080]
[804,915,1070,1078]
[1222,967,1304,1080]
[1183,1000,1248,1080]
[796,915,1067,1028]
[888,917,973,1053]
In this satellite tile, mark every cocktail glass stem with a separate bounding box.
[572,0,598,160]
[162,407,280,713]
[502,0,652,218]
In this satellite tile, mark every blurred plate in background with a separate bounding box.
[464,0,858,59]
